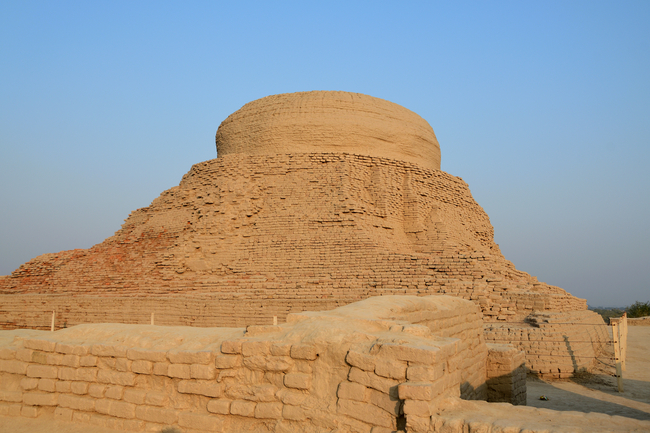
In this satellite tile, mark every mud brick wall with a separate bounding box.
[0,295,513,433]
[485,344,526,405]
[0,152,606,377]
[1,153,587,321]
[483,310,610,379]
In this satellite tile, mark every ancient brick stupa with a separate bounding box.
[0,91,608,377]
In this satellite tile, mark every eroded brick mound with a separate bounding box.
[0,92,609,378]
[216,91,442,171]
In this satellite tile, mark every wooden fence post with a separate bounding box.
[621,312,627,371]
[612,320,623,392]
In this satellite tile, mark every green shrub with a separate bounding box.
[590,306,624,324]
[626,301,650,318]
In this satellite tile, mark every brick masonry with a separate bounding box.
[0,92,609,379]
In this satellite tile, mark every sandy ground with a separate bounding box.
[1,327,648,432]
[526,326,650,422]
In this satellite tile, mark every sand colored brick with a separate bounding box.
[0,92,618,432]
[0,93,607,383]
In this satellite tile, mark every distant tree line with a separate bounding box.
[590,301,650,323]
[626,301,650,318]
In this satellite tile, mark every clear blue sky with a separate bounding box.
[1,1,648,307]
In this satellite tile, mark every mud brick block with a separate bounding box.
[153,362,170,375]
[23,392,58,406]
[20,377,39,390]
[407,365,442,382]
[379,343,438,365]
[37,378,56,392]
[220,340,244,354]
[225,384,277,402]
[374,359,407,380]
[132,360,153,374]
[406,414,431,432]
[290,344,318,360]
[230,400,256,417]
[24,339,56,352]
[61,354,80,368]
[218,369,237,382]
[124,419,145,431]
[54,407,73,421]
[346,351,375,371]
[284,373,311,390]
[115,358,132,372]
[0,348,16,360]
[88,383,106,398]
[59,394,96,411]
[55,381,71,393]
[21,405,40,418]
[371,428,396,433]
[168,363,192,379]
[58,367,76,381]
[207,399,231,414]
[135,405,178,424]
[71,381,89,395]
[96,399,136,419]
[75,367,98,382]
[282,405,306,421]
[255,402,282,419]
[55,343,90,356]
[368,388,401,416]
[241,341,271,357]
[97,370,136,386]
[126,349,167,362]
[168,351,212,365]
[91,344,127,358]
[337,399,395,429]
[403,399,431,417]
[124,389,146,404]
[179,412,224,431]
[0,390,22,403]
[79,355,98,367]
[398,382,434,401]
[89,413,125,430]
[178,380,223,397]
[72,411,91,423]
[145,391,168,406]
[276,389,307,406]
[16,348,34,362]
[215,355,241,369]
[348,367,398,394]
[337,381,367,402]
[270,342,292,356]
[26,364,58,378]
[243,355,267,370]
[0,403,21,417]
[105,385,124,400]
[265,356,293,372]
[191,363,216,379]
